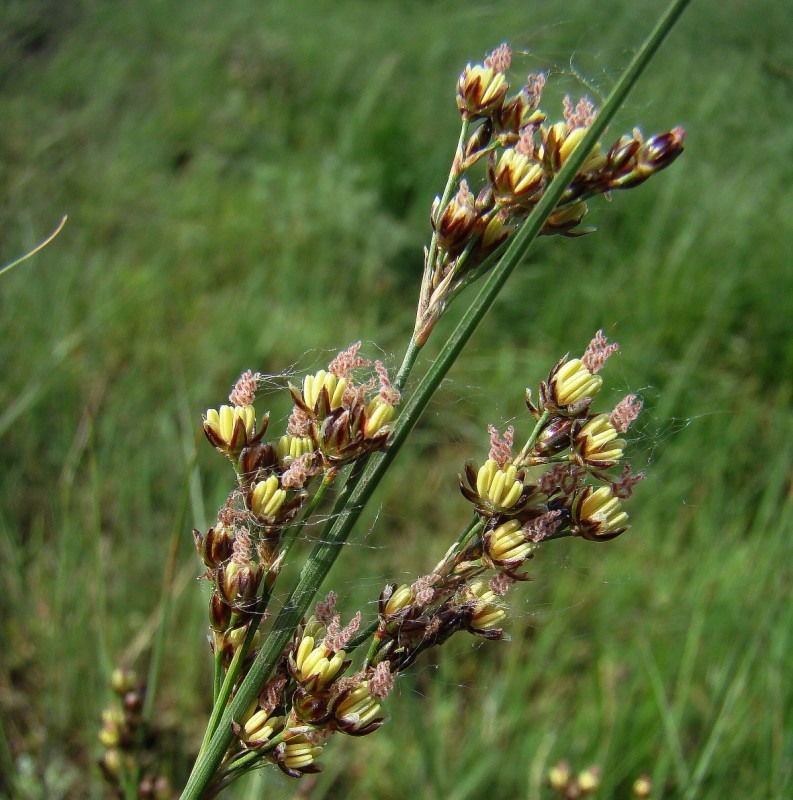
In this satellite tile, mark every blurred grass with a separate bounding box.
[1,0,792,798]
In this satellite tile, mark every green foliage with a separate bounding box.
[1,0,791,797]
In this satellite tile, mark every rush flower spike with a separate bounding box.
[183,24,686,793]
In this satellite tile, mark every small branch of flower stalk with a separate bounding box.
[414,31,686,348]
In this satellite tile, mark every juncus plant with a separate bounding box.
[98,1,691,796]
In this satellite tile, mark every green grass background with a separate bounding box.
[1,0,791,798]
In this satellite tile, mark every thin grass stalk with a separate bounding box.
[89,455,113,680]
[143,444,200,723]
[0,716,20,800]
[0,215,67,278]
[180,2,691,795]
[640,642,691,786]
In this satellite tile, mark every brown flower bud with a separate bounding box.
[238,441,279,479]
[208,589,232,632]
[610,127,685,189]
[194,524,235,570]
[432,181,478,256]
[533,416,574,458]
[606,132,642,173]
[464,118,494,158]
[217,559,263,612]
[541,201,589,236]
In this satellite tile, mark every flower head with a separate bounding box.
[289,616,351,692]
[203,404,267,458]
[572,414,625,469]
[547,358,602,410]
[235,705,284,749]
[331,672,388,736]
[275,729,326,777]
[571,485,629,540]
[491,147,545,207]
[432,180,478,255]
[456,43,511,119]
[483,518,536,569]
[462,579,508,637]
[460,458,535,519]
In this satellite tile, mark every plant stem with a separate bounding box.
[275,469,336,566]
[347,616,381,654]
[212,648,224,704]
[432,515,483,575]
[144,441,200,722]
[515,410,550,464]
[394,335,422,391]
[425,121,470,280]
[198,637,246,760]
[0,215,67,278]
[180,3,691,795]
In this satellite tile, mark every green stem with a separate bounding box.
[0,215,67,278]
[220,733,282,777]
[276,469,336,565]
[180,4,691,795]
[395,335,422,392]
[432,515,483,576]
[212,648,224,705]
[207,727,304,798]
[198,635,246,760]
[515,409,550,464]
[361,630,382,671]
[209,747,275,796]
[119,764,140,800]
[426,120,470,275]
[347,616,381,654]
[358,515,482,669]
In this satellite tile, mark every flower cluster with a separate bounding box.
[163,30,687,796]
[196,345,399,665]
[189,347,400,781]
[361,332,643,674]
[226,594,393,778]
[98,669,175,799]
[206,334,644,780]
[465,329,644,544]
[548,761,602,799]
[416,43,685,344]
[288,342,399,467]
[548,760,653,799]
